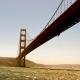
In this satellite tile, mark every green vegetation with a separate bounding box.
[0,66,80,80]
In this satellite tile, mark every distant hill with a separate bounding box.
[0,57,44,67]
[0,57,80,70]
[45,64,80,70]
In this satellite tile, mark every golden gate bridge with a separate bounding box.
[17,0,80,67]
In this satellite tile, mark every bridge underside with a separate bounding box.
[18,0,80,60]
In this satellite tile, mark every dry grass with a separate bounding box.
[0,66,80,80]
[0,57,80,80]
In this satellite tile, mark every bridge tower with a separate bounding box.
[18,28,26,67]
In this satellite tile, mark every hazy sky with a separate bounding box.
[0,0,80,65]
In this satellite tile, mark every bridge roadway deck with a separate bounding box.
[18,0,80,59]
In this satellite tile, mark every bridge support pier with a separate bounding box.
[17,57,25,67]
[18,28,26,67]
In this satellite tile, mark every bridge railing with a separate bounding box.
[40,0,76,33]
